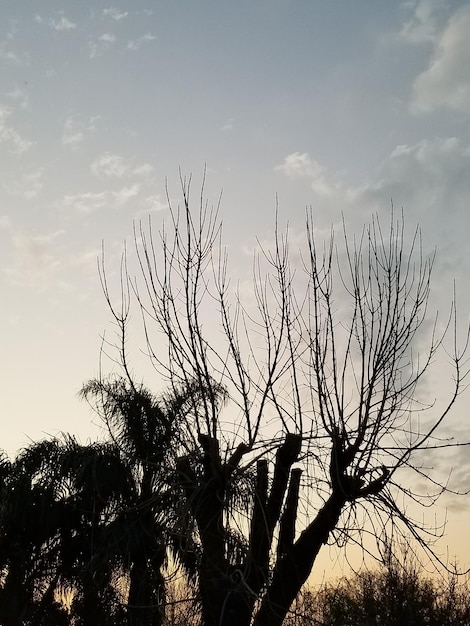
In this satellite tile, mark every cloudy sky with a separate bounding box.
[1,0,470,573]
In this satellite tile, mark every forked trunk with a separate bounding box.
[253,492,346,626]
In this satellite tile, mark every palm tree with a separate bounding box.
[0,425,168,624]
[0,376,212,624]
[42,437,132,625]
[79,375,202,625]
[0,446,70,625]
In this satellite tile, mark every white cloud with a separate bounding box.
[103,8,128,21]
[274,139,470,386]
[275,152,319,179]
[355,137,470,208]
[89,33,117,58]
[63,191,108,214]
[61,115,99,147]
[113,184,140,206]
[140,194,168,213]
[360,139,470,281]
[91,153,129,177]
[0,42,30,65]
[276,138,470,250]
[91,152,153,178]
[63,184,140,213]
[7,87,29,110]
[127,33,156,51]
[49,16,76,31]
[100,33,116,43]
[400,0,447,44]
[275,152,343,196]
[0,105,34,155]
[62,117,84,147]
[411,6,470,113]
[133,163,153,176]
[222,118,235,131]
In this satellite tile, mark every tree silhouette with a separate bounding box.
[95,175,469,626]
[79,376,205,625]
[0,379,189,626]
[0,444,72,625]
[313,544,470,626]
[96,176,469,626]
[5,176,467,625]
[0,436,132,624]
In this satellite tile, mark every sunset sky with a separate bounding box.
[1,0,470,576]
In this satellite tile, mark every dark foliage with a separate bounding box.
[308,550,470,626]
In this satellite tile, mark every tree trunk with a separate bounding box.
[128,557,164,626]
[253,491,346,626]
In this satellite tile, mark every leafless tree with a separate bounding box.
[99,173,469,626]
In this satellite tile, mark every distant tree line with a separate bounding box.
[1,179,468,624]
[287,549,470,626]
[166,547,470,626]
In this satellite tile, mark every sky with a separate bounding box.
[1,0,470,576]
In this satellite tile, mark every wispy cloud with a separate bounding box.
[275,138,470,248]
[4,169,44,199]
[0,41,30,65]
[400,0,447,44]
[89,33,117,58]
[61,116,83,147]
[61,114,99,148]
[133,163,153,176]
[63,191,108,214]
[63,184,141,213]
[221,118,235,131]
[91,152,153,178]
[91,153,129,177]
[49,15,76,31]
[275,152,317,179]
[103,8,129,21]
[127,33,156,51]
[275,152,343,197]
[0,105,34,155]
[99,33,116,44]
[138,194,168,214]
[355,138,470,224]
[112,184,140,206]
[410,6,470,114]
[7,86,30,110]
